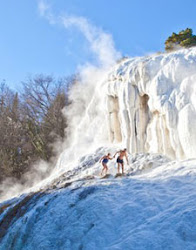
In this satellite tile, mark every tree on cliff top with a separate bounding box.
[165,28,196,52]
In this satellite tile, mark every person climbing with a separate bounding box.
[99,153,113,176]
[113,148,129,174]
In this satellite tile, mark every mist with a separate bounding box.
[0,2,121,202]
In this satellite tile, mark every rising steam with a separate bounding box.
[0,1,121,202]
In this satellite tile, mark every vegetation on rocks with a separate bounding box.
[165,28,196,51]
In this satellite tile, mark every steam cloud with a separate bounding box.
[0,0,121,202]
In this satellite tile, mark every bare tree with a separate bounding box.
[0,74,75,183]
[21,74,74,160]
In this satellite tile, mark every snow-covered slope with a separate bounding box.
[1,48,196,249]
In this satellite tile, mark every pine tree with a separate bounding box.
[165,28,196,52]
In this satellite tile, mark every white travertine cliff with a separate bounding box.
[84,48,196,160]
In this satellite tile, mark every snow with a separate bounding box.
[1,48,196,249]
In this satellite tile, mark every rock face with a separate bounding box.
[55,48,196,174]
[54,48,196,175]
[104,48,196,159]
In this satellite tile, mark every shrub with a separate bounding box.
[165,28,196,52]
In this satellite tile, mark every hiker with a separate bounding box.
[113,148,129,174]
[99,153,113,176]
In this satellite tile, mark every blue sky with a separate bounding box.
[1,0,196,90]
